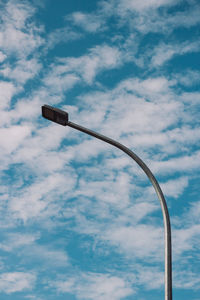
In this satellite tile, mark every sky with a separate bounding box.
[0,0,200,299]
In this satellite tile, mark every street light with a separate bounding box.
[41,104,172,300]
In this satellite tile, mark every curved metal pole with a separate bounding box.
[67,121,172,300]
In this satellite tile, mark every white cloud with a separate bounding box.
[151,177,189,198]
[23,244,69,267]
[54,278,75,293]
[0,125,32,154]
[76,76,181,143]
[25,295,42,300]
[0,1,199,298]
[54,273,133,300]
[2,1,33,29]
[0,233,39,252]
[69,11,106,33]
[44,44,122,88]
[0,272,36,294]
[151,41,200,67]
[151,151,200,175]
[9,171,77,222]
[186,201,200,225]
[180,91,200,106]
[117,0,179,12]
[116,76,173,98]
[0,58,42,84]
[104,224,163,261]
[0,232,69,269]
[78,273,133,300]
[135,265,164,289]
[0,81,18,110]
[0,50,6,62]
[45,27,82,50]
[0,1,43,58]
[173,70,200,87]
[10,123,74,172]
[173,224,200,257]
[6,88,63,126]
[43,71,79,94]
[66,74,200,184]
[129,125,200,154]
[74,171,132,210]
[0,0,43,99]
[174,269,200,289]
[67,0,195,40]
[103,0,200,35]
[134,2,200,33]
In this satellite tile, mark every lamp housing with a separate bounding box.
[42,105,68,126]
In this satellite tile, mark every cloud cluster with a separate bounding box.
[0,0,43,91]
[0,0,200,298]
[51,273,133,300]
[0,272,36,294]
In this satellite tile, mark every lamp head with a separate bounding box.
[41,105,68,126]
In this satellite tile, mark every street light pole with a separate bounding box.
[41,104,172,300]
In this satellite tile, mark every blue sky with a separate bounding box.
[0,0,200,299]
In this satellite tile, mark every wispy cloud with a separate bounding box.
[0,125,31,155]
[68,11,106,33]
[99,0,200,34]
[0,81,19,110]
[0,272,36,294]
[44,43,123,89]
[156,176,189,198]
[104,224,163,261]
[150,40,200,68]
[0,232,38,250]
[0,58,42,84]
[116,0,180,12]
[45,27,82,50]
[51,272,134,300]
[9,171,77,222]
[0,1,43,57]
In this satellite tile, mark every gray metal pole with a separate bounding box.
[67,121,172,300]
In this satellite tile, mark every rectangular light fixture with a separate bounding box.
[41,104,68,126]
